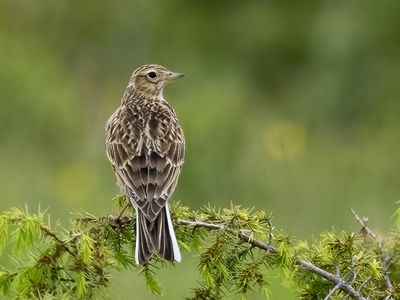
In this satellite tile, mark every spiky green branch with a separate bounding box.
[351,208,394,298]
[178,216,367,299]
[0,199,398,299]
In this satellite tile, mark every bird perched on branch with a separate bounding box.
[105,64,185,264]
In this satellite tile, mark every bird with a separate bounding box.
[105,64,185,264]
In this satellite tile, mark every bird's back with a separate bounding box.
[106,64,185,264]
[106,96,185,222]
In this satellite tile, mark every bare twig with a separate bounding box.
[323,266,342,299]
[238,231,278,253]
[296,260,366,300]
[177,219,222,230]
[351,209,393,298]
[324,282,342,300]
[358,276,372,293]
[177,219,278,253]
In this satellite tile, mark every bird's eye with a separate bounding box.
[147,71,157,79]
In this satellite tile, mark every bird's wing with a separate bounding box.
[106,104,185,222]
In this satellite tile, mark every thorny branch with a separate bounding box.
[297,260,365,300]
[323,266,342,300]
[108,213,391,299]
[1,206,395,299]
[351,209,394,299]
[175,218,367,300]
[177,219,277,253]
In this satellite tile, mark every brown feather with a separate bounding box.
[105,64,184,263]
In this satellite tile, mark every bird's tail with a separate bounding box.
[135,204,181,265]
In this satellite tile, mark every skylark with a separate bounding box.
[105,64,185,264]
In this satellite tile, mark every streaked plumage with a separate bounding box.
[105,64,185,264]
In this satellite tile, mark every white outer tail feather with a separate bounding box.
[134,206,140,264]
[134,204,181,264]
[165,203,181,262]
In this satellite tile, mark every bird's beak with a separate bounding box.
[167,72,185,81]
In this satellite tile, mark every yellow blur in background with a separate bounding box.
[264,121,306,161]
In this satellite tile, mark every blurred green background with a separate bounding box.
[1,1,400,299]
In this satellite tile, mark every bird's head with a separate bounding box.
[128,64,184,99]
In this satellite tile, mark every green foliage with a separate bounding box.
[182,204,275,299]
[0,198,399,299]
[0,208,118,299]
[292,231,384,299]
[141,263,163,295]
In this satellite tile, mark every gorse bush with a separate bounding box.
[0,197,398,299]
